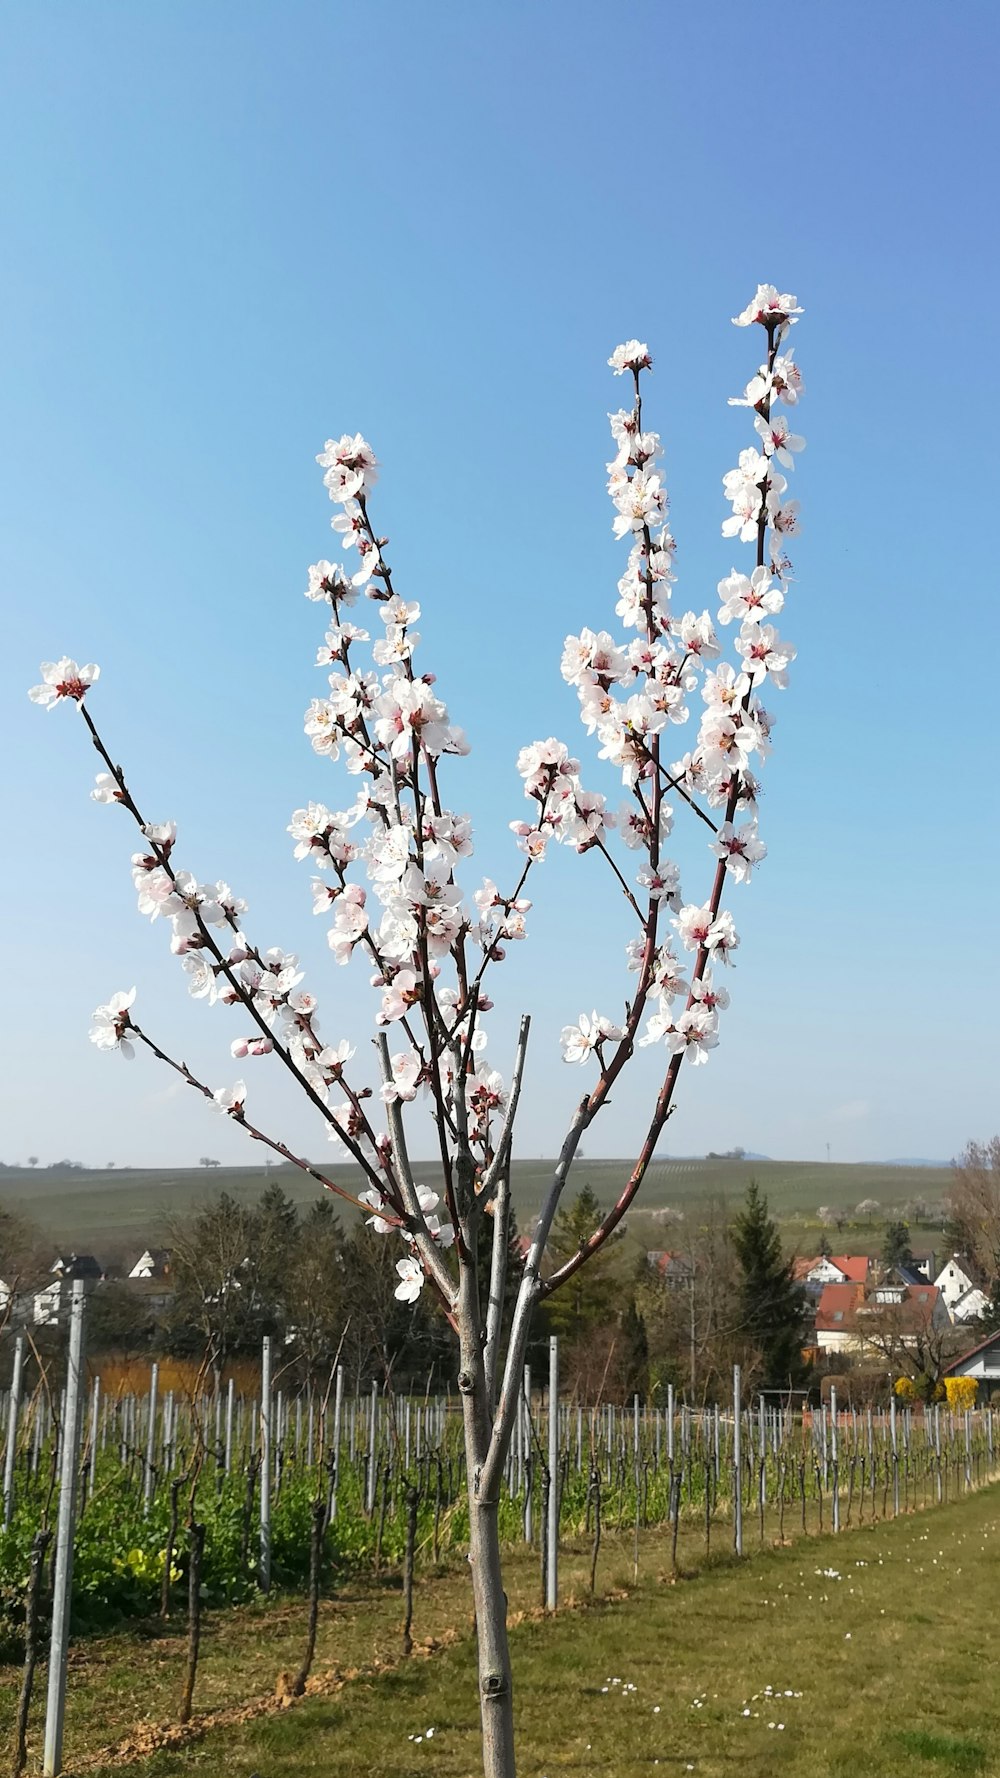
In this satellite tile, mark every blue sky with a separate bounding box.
[2,0,998,1172]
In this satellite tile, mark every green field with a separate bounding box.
[0,1157,953,1256]
[7,1481,998,1778]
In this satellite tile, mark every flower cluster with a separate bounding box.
[552,290,803,1075]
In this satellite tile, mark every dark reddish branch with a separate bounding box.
[76,701,391,1200]
[543,322,782,1299]
[129,1024,377,1218]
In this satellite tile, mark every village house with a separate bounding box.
[934,1255,990,1324]
[646,1250,696,1288]
[944,1328,1000,1400]
[33,1253,104,1326]
[128,1248,172,1281]
[813,1276,950,1360]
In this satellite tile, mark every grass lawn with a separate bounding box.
[9,1483,999,1777]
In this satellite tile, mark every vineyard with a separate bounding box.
[1,1298,997,1774]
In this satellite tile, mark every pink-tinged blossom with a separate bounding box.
[710,820,767,884]
[560,1011,624,1064]
[380,1050,422,1103]
[182,955,218,1002]
[651,946,689,1002]
[305,560,355,604]
[734,621,796,687]
[29,658,100,709]
[377,968,421,1025]
[316,433,379,501]
[690,973,730,1014]
[516,737,580,800]
[374,678,450,761]
[673,903,715,951]
[328,883,368,964]
[213,1080,247,1116]
[678,612,721,660]
[316,621,371,665]
[608,340,652,376]
[561,628,631,689]
[638,1010,675,1049]
[89,988,136,1058]
[394,1255,425,1303]
[611,470,667,539]
[731,285,803,329]
[422,810,474,868]
[717,567,784,627]
[666,1006,719,1064]
[771,352,804,405]
[637,862,681,907]
[509,823,549,863]
[754,411,805,468]
[705,909,739,963]
[702,662,751,713]
[304,698,340,758]
[230,1036,273,1059]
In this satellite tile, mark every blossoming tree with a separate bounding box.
[31,283,805,1778]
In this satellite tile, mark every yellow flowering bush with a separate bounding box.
[894,1376,918,1402]
[944,1376,978,1412]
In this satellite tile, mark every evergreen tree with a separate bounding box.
[880,1220,914,1270]
[544,1183,622,1343]
[732,1181,809,1390]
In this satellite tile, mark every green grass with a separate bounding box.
[6,1484,1000,1776]
[0,1157,953,1251]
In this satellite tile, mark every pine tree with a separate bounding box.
[544,1183,623,1344]
[880,1220,914,1270]
[732,1181,809,1390]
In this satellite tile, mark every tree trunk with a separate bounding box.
[457,1317,516,1777]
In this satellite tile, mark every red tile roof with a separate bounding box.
[815,1280,942,1335]
[814,1283,864,1331]
[830,1256,871,1283]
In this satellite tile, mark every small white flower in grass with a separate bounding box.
[89,988,137,1058]
[213,1080,247,1116]
[394,1256,424,1303]
[29,657,100,709]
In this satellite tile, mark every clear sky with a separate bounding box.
[2,0,998,1172]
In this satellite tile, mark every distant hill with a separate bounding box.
[885,1158,952,1169]
[0,1155,958,1252]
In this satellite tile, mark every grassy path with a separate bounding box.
[24,1480,997,1778]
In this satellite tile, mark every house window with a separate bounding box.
[832,1310,843,1322]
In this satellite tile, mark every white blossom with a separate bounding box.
[89,988,136,1057]
[560,1011,623,1064]
[29,658,100,709]
[394,1255,425,1303]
